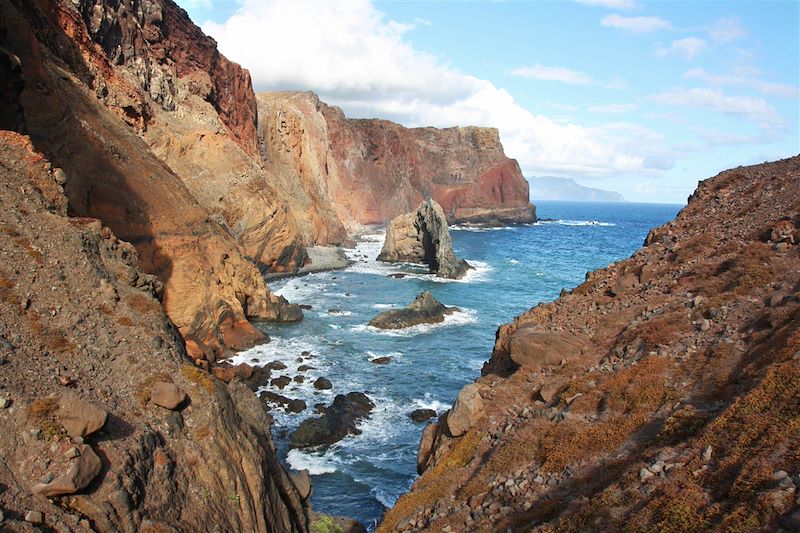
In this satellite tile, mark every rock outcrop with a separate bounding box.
[378,199,471,279]
[379,157,800,532]
[258,91,537,235]
[369,291,459,330]
[0,132,308,531]
[290,393,374,448]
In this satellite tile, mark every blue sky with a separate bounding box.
[176,0,799,204]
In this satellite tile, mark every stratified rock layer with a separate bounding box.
[380,157,800,532]
[378,200,471,279]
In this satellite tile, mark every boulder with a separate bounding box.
[286,399,307,413]
[377,199,471,279]
[32,444,102,496]
[314,377,332,390]
[291,470,312,500]
[267,361,287,371]
[290,392,374,448]
[409,408,437,423]
[243,366,271,391]
[370,356,393,365]
[446,383,485,437]
[56,392,107,438]
[508,327,589,370]
[368,291,458,330]
[270,376,292,389]
[212,367,235,383]
[150,382,187,410]
[234,363,254,380]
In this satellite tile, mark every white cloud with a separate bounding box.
[589,103,639,113]
[511,64,626,89]
[601,14,672,34]
[203,0,662,177]
[656,37,708,60]
[708,16,748,44]
[684,67,799,99]
[649,88,784,130]
[575,0,638,9]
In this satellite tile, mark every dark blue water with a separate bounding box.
[229,201,682,528]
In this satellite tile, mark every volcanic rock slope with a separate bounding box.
[379,156,800,532]
[0,131,308,532]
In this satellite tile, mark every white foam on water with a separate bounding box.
[508,258,520,265]
[399,259,492,284]
[540,219,615,227]
[372,303,397,310]
[410,395,451,413]
[327,309,353,316]
[372,487,398,509]
[451,224,516,232]
[366,351,403,362]
[287,448,341,475]
[349,307,477,337]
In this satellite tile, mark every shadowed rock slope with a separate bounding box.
[379,156,800,532]
[0,132,308,532]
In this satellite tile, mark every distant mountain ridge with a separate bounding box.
[529,175,626,202]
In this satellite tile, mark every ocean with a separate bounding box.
[228,201,683,529]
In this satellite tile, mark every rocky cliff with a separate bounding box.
[378,200,471,279]
[380,156,800,532]
[0,0,305,357]
[258,91,537,235]
[0,131,309,532]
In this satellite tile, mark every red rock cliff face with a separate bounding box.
[258,92,536,238]
[0,0,301,356]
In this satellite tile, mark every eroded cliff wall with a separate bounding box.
[0,0,303,357]
[258,91,536,236]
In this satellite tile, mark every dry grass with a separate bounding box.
[126,293,157,314]
[116,315,135,327]
[181,364,215,394]
[0,274,15,305]
[377,429,482,532]
[28,397,64,441]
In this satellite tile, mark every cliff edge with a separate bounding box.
[258,91,537,236]
[380,156,800,532]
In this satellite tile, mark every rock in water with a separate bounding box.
[290,393,374,448]
[369,291,458,330]
[378,199,471,279]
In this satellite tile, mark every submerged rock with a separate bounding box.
[378,199,471,279]
[290,392,374,448]
[409,408,437,423]
[369,291,458,330]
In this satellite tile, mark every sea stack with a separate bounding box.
[378,199,471,279]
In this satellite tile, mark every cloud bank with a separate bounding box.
[203,0,660,177]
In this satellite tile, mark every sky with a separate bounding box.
[175,0,799,204]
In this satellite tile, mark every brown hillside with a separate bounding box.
[380,156,800,532]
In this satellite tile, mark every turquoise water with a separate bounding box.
[229,201,682,529]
